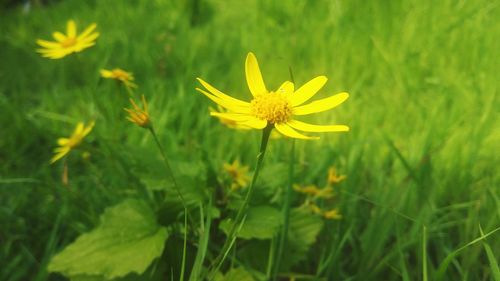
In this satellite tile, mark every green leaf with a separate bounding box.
[281,208,324,268]
[220,206,281,240]
[48,199,168,280]
[214,267,254,281]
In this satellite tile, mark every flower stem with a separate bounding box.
[207,127,272,280]
[272,138,295,280]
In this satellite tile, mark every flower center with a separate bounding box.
[61,37,77,48]
[250,92,292,124]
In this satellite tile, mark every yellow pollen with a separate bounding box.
[250,92,292,124]
[61,37,77,48]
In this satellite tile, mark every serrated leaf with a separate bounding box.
[48,199,168,280]
[220,206,281,240]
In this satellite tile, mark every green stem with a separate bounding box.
[149,127,187,208]
[272,139,295,280]
[207,127,272,280]
[149,126,191,281]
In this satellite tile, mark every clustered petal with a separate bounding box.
[101,68,137,89]
[196,52,350,139]
[36,20,99,59]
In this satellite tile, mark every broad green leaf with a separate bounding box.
[281,208,324,268]
[214,267,254,281]
[220,206,281,239]
[48,199,168,280]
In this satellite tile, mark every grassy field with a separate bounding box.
[1,0,499,280]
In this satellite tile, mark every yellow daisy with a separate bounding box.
[327,167,347,186]
[196,52,350,139]
[36,20,99,59]
[100,68,137,89]
[223,160,251,190]
[323,208,342,220]
[124,95,151,128]
[51,121,95,164]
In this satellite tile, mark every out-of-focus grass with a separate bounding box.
[0,0,498,280]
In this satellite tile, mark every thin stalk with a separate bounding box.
[272,139,295,280]
[149,127,188,208]
[207,127,272,280]
[148,126,192,277]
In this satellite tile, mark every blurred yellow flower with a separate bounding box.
[223,160,250,190]
[294,184,334,199]
[124,95,150,128]
[323,208,342,220]
[100,68,137,89]
[36,20,99,59]
[197,52,349,139]
[51,121,94,164]
[327,167,346,186]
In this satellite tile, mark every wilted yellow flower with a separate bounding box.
[196,52,349,139]
[323,208,342,220]
[36,20,99,59]
[100,68,137,89]
[210,106,251,130]
[294,184,334,199]
[124,95,150,128]
[51,121,94,164]
[327,167,346,186]
[223,160,250,190]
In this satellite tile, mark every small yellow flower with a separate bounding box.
[223,160,250,190]
[100,68,137,89]
[51,121,94,164]
[293,184,334,199]
[327,167,346,186]
[124,95,151,128]
[323,208,342,220]
[36,20,99,59]
[210,106,251,130]
[196,52,349,139]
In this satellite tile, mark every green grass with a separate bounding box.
[1,0,499,280]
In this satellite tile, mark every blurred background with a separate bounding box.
[0,0,498,280]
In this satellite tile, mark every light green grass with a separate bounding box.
[1,0,499,280]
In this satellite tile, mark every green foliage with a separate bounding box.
[214,267,254,281]
[220,206,281,240]
[48,199,168,280]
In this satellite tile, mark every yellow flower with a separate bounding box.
[196,52,350,139]
[36,20,99,59]
[323,208,342,220]
[293,184,334,199]
[223,160,250,190]
[124,95,151,128]
[100,68,137,89]
[327,167,346,186]
[51,121,94,164]
[210,106,251,130]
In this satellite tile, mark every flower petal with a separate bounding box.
[50,147,70,164]
[274,123,319,140]
[276,81,294,95]
[210,112,252,122]
[290,76,327,106]
[79,32,99,44]
[197,78,250,106]
[293,92,349,115]
[196,88,251,114]
[52,32,66,42]
[240,117,267,129]
[287,120,349,132]
[67,20,77,38]
[245,52,267,97]
[77,23,97,40]
[36,39,60,49]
